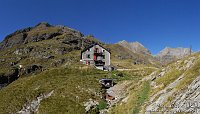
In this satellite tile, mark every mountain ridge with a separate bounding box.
[156,47,191,64]
[117,40,192,64]
[117,40,151,55]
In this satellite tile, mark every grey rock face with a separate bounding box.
[117,40,151,55]
[156,47,191,64]
[145,75,200,114]
[169,75,200,114]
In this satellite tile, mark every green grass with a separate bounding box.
[176,58,200,90]
[155,69,183,88]
[109,81,150,114]
[0,65,152,114]
[0,62,156,114]
[132,81,150,114]
[28,27,60,37]
[97,100,107,110]
[0,66,108,114]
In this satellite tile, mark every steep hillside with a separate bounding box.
[104,52,200,114]
[0,22,105,88]
[0,22,159,88]
[144,52,200,114]
[105,44,160,68]
[0,22,159,114]
[2,22,198,114]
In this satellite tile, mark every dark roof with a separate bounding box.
[81,43,111,54]
[100,78,114,81]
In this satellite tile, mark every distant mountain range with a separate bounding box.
[117,40,192,64]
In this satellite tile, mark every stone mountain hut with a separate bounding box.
[80,43,111,70]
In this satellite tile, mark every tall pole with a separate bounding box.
[190,45,192,55]
[81,39,84,49]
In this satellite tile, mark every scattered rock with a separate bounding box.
[178,57,196,70]
[51,59,65,67]
[169,75,200,114]
[19,65,42,76]
[106,81,132,107]
[84,99,99,112]
[145,74,185,114]
[17,90,54,114]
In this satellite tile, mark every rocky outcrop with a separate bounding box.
[144,53,200,114]
[0,68,19,90]
[145,74,185,114]
[156,47,191,64]
[18,90,54,114]
[145,75,200,114]
[23,65,43,75]
[117,40,151,55]
[0,64,42,89]
[84,99,99,112]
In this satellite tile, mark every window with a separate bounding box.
[95,48,98,53]
[103,55,105,59]
[89,48,91,51]
[87,54,91,58]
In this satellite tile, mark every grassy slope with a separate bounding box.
[154,52,200,91]
[0,43,158,114]
[176,53,200,89]
[105,44,159,69]
[0,66,156,114]
[0,66,107,113]
[0,25,161,114]
[110,52,200,114]
[108,68,154,114]
[147,52,200,109]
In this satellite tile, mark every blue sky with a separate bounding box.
[0,0,200,54]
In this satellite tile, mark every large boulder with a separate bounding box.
[0,68,19,84]
[19,65,43,76]
[25,65,42,74]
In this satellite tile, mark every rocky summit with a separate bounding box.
[0,22,84,50]
[117,40,191,65]
[156,47,191,64]
[117,40,151,55]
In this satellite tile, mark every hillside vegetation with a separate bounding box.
[0,22,199,114]
[144,52,200,114]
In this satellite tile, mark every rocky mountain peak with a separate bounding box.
[35,22,52,28]
[157,47,191,58]
[156,47,191,64]
[117,40,151,55]
[0,22,86,50]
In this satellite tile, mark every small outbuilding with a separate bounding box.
[99,78,114,88]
